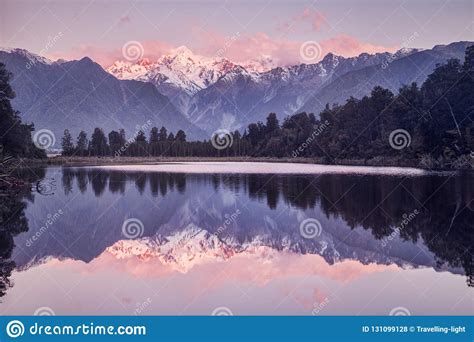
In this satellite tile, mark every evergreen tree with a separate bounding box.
[149,127,159,156]
[90,128,108,156]
[108,130,124,156]
[76,131,88,157]
[175,130,186,142]
[61,129,74,156]
[135,130,147,156]
[265,113,280,136]
[159,127,168,141]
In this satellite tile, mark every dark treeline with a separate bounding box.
[0,63,45,159]
[63,46,473,168]
[0,62,46,297]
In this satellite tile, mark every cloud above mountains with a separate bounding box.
[277,8,328,33]
[48,32,397,69]
[44,5,397,68]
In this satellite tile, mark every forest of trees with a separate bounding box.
[62,46,473,169]
[0,63,45,160]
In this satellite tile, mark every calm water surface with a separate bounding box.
[1,163,472,315]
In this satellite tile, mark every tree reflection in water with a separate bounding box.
[62,169,474,288]
[1,167,472,300]
[0,168,45,298]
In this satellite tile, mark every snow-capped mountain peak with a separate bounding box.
[106,60,151,79]
[242,55,278,72]
[0,47,54,65]
[107,45,244,98]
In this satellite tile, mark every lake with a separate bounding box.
[1,162,472,315]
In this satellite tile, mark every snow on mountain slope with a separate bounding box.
[108,46,240,95]
[0,47,57,66]
[106,45,419,133]
[0,49,207,143]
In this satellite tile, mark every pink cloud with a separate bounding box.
[278,8,328,33]
[46,40,174,67]
[45,32,396,69]
[195,31,300,66]
[197,31,397,66]
[119,15,131,25]
[320,34,398,57]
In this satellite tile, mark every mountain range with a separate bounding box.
[0,41,472,145]
[0,48,206,144]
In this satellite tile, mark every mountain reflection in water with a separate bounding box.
[1,165,472,314]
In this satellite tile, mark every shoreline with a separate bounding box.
[20,155,473,172]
